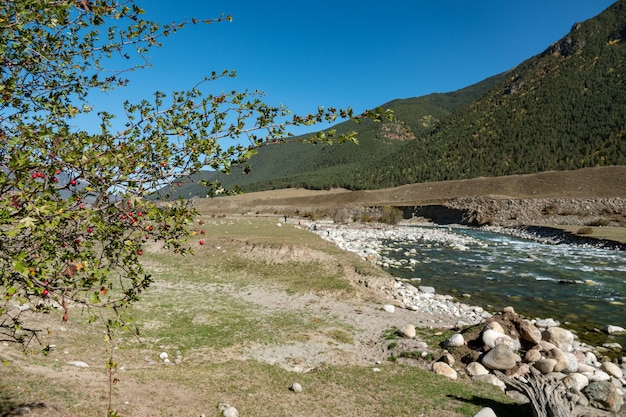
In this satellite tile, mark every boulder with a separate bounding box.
[222,406,239,417]
[523,349,542,363]
[534,358,557,375]
[547,348,569,372]
[535,318,559,328]
[600,361,623,379]
[472,374,506,391]
[562,373,589,391]
[432,362,457,380]
[444,333,465,347]
[539,340,557,352]
[438,352,455,367]
[466,362,489,377]
[577,363,596,373]
[517,320,542,345]
[481,344,520,371]
[563,352,579,373]
[418,285,435,294]
[542,327,574,352]
[483,329,520,351]
[482,329,505,348]
[485,321,505,334]
[472,407,497,417]
[583,380,624,412]
[400,324,416,339]
[383,304,395,313]
[604,325,626,334]
[589,370,611,382]
[502,306,516,314]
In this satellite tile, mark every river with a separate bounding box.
[380,226,626,348]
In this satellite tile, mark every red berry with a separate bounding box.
[200,230,205,234]
[87,227,93,233]
[177,182,182,187]
[43,289,49,296]
[137,250,142,256]
[53,177,58,182]
[199,240,204,245]
[70,179,77,186]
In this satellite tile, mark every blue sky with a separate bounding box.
[84,0,617,135]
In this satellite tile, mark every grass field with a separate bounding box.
[0,217,524,417]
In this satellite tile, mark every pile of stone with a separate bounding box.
[392,281,492,327]
[434,307,625,414]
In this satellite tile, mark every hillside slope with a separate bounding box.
[359,1,626,188]
[173,74,504,198]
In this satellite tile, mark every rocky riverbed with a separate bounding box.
[302,219,626,416]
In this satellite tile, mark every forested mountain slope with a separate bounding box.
[356,0,626,188]
[173,75,503,197]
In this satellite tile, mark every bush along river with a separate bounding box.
[314,222,626,350]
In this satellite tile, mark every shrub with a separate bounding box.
[379,206,403,225]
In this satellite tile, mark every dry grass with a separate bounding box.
[0,217,522,417]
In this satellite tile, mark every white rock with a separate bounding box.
[482,329,505,348]
[535,318,560,328]
[66,361,89,368]
[466,362,490,377]
[432,362,457,380]
[418,285,436,294]
[562,373,590,391]
[564,352,579,373]
[542,327,574,352]
[601,362,623,379]
[589,370,611,382]
[400,324,416,339]
[290,383,303,393]
[223,406,239,417]
[472,406,498,417]
[444,333,465,347]
[577,363,596,373]
[382,304,395,313]
[159,352,168,360]
[604,325,626,334]
[473,374,506,391]
[485,321,505,334]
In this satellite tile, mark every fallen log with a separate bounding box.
[495,368,575,417]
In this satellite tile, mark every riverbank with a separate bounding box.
[302,219,625,349]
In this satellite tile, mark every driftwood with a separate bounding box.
[495,368,576,417]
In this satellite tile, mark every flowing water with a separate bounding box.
[382,226,626,348]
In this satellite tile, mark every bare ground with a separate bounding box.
[194,166,626,230]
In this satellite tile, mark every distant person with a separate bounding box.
[284,215,288,223]
[313,224,317,232]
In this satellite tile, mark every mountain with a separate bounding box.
[172,74,504,198]
[356,0,626,188]
[176,1,625,198]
